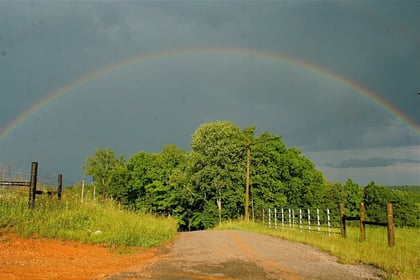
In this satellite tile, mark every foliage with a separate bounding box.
[250,132,324,211]
[79,120,419,230]
[82,148,126,199]
[0,188,178,247]
[363,182,420,227]
[386,185,420,193]
[343,179,362,217]
[188,120,247,228]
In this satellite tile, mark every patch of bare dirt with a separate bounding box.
[0,233,160,280]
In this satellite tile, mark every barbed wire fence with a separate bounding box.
[0,165,74,188]
[0,162,76,208]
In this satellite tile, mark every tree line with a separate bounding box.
[82,120,419,230]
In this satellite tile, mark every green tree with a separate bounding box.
[343,179,362,217]
[279,147,325,208]
[363,182,420,227]
[362,182,388,223]
[82,148,125,199]
[143,144,187,216]
[250,133,288,213]
[81,121,334,230]
[189,120,246,227]
[322,181,345,221]
[108,163,130,203]
[126,151,158,210]
[167,166,197,230]
[125,145,190,222]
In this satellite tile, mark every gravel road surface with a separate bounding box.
[106,230,384,280]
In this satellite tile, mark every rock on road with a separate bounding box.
[106,230,384,280]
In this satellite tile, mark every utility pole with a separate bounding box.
[244,136,280,222]
[245,142,251,222]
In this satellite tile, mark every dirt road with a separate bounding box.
[106,230,384,280]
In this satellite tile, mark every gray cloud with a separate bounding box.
[0,1,419,184]
[329,157,420,168]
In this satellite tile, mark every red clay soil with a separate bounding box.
[0,233,159,280]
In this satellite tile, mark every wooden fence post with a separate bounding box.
[340,204,346,238]
[360,202,366,242]
[28,162,38,209]
[57,174,62,200]
[81,179,85,202]
[387,203,395,247]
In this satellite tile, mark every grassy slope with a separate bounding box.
[0,188,178,247]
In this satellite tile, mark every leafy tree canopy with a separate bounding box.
[82,148,125,197]
[81,121,418,229]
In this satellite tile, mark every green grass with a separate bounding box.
[0,188,178,247]
[217,221,419,280]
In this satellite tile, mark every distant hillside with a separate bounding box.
[385,185,420,193]
[384,186,420,204]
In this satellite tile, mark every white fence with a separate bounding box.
[265,208,340,235]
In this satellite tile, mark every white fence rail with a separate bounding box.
[265,208,341,236]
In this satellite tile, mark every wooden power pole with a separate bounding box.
[245,143,251,222]
[244,136,280,222]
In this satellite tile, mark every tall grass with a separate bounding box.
[217,221,419,280]
[0,188,178,247]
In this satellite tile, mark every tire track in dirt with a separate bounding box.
[227,231,303,279]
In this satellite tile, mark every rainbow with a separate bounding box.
[0,47,418,142]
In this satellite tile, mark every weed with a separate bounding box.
[0,188,178,248]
